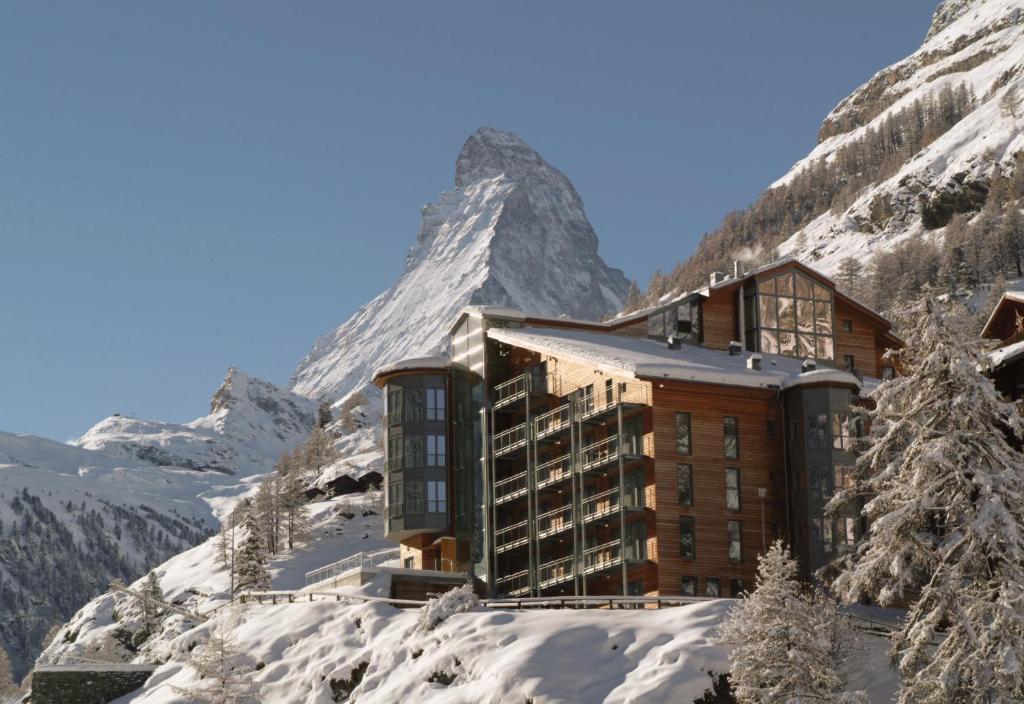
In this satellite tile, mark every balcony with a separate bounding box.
[492,372,531,410]
[384,410,402,427]
[493,471,528,505]
[536,454,572,491]
[583,539,622,575]
[534,403,571,440]
[536,504,573,540]
[582,487,619,524]
[538,555,575,589]
[493,423,529,457]
[494,519,529,553]
[580,435,641,473]
[576,384,649,424]
[495,568,531,597]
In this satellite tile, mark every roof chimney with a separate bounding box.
[734,260,746,278]
[728,341,742,356]
[801,359,817,373]
[667,335,682,350]
[747,353,762,371]
[710,271,729,285]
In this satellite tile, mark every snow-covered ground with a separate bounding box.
[38,491,900,704]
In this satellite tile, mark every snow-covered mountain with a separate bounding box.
[0,369,315,681]
[290,126,630,403]
[777,0,1024,272]
[77,368,316,475]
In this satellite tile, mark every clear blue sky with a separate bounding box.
[1,1,937,441]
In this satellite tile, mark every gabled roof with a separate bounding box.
[981,291,1024,341]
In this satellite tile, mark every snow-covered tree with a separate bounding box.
[234,509,270,593]
[830,297,1024,703]
[302,426,339,477]
[279,471,311,551]
[715,540,864,704]
[253,477,280,555]
[175,614,261,704]
[136,570,165,629]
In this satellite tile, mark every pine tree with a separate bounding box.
[836,256,864,296]
[830,298,1024,703]
[317,401,333,429]
[136,570,165,629]
[234,509,270,593]
[624,280,642,312]
[175,616,261,704]
[714,541,863,704]
[279,471,311,551]
[0,646,18,700]
[253,477,280,555]
[302,426,339,477]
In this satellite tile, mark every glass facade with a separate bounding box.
[647,300,701,344]
[749,270,835,361]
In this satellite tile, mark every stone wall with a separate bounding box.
[31,665,155,704]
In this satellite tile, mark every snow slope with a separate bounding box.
[37,491,900,704]
[290,126,630,404]
[776,0,1024,273]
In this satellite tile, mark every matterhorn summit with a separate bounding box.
[290,126,630,403]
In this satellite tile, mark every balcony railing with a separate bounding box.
[384,410,402,427]
[582,487,619,523]
[494,519,530,553]
[535,403,571,440]
[493,423,528,457]
[536,504,573,539]
[492,372,531,409]
[583,539,622,574]
[580,435,641,472]
[493,471,528,505]
[538,555,575,589]
[536,454,572,489]
[575,383,649,421]
[495,568,531,596]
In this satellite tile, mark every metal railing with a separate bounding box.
[493,423,529,456]
[582,487,620,523]
[536,454,572,489]
[410,557,473,573]
[536,504,573,539]
[492,372,531,409]
[538,555,575,589]
[580,435,640,472]
[493,471,529,504]
[575,383,649,421]
[534,403,571,439]
[494,519,530,552]
[583,540,622,573]
[495,568,531,596]
[304,549,401,587]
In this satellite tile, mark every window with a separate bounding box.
[426,434,446,467]
[730,578,745,597]
[756,270,834,360]
[680,517,696,560]
[832,413,854,451]
[882,366,895,381]
[811,517,824,551]
[404,387,424,421]
[842,319,853,333]
[427,480,447,513]
[834,464,854,492]
[725,468,740,510]
[807,414,828,450]
[677,464,694,507]
[836,517,857,548]
[628,580,645,597]
[388,481,403,518]
[727,520,742,563]
[681,576,697,596]
[844,355,855,372]
[675,412,692,455]
[605,378,614,405]
[809,466,833,501]
[705,577,720,597]
[387,387,402,424]
[426,388,446,421]
[387,434,403,472]
[403,556,415,569]
[724,417,739,459]
[405,481,424,513]
[403,435,424,469]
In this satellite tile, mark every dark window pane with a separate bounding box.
[676,412,691,455]
[725,468,740,510]
[678,464,693,507]
[681,576,697,596]
[680,517,696,560]
[706,577,720,597]
[724,417,739,459]
[727,520,742,563]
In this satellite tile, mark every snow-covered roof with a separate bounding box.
[486,326,863,391]
[987,339,1024,371]
[371,356,469,383]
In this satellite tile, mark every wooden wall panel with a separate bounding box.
[834,299,890,379]
[648,380,787,597]
[701,291,738,351]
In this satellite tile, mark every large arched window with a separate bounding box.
[755,270,834,361]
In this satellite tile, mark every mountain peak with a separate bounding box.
[455,127,555,189]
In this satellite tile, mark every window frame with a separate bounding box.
[426,434,446,467]
[725,467,741,511]
[705,577,720,597]
[681,576,697,596]
[426,387,446,421]
[677,463,694,507]
[727,519,742,563]
[675,412,692,455]
[679,516,696,560]
[427,480,447,514]
[724,416,739,459]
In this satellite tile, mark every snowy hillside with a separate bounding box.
[77,368,316,476]
[776,0,1024,272]
[290,126,630,404]
[0,370,316,681]
[35,491,899,704]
